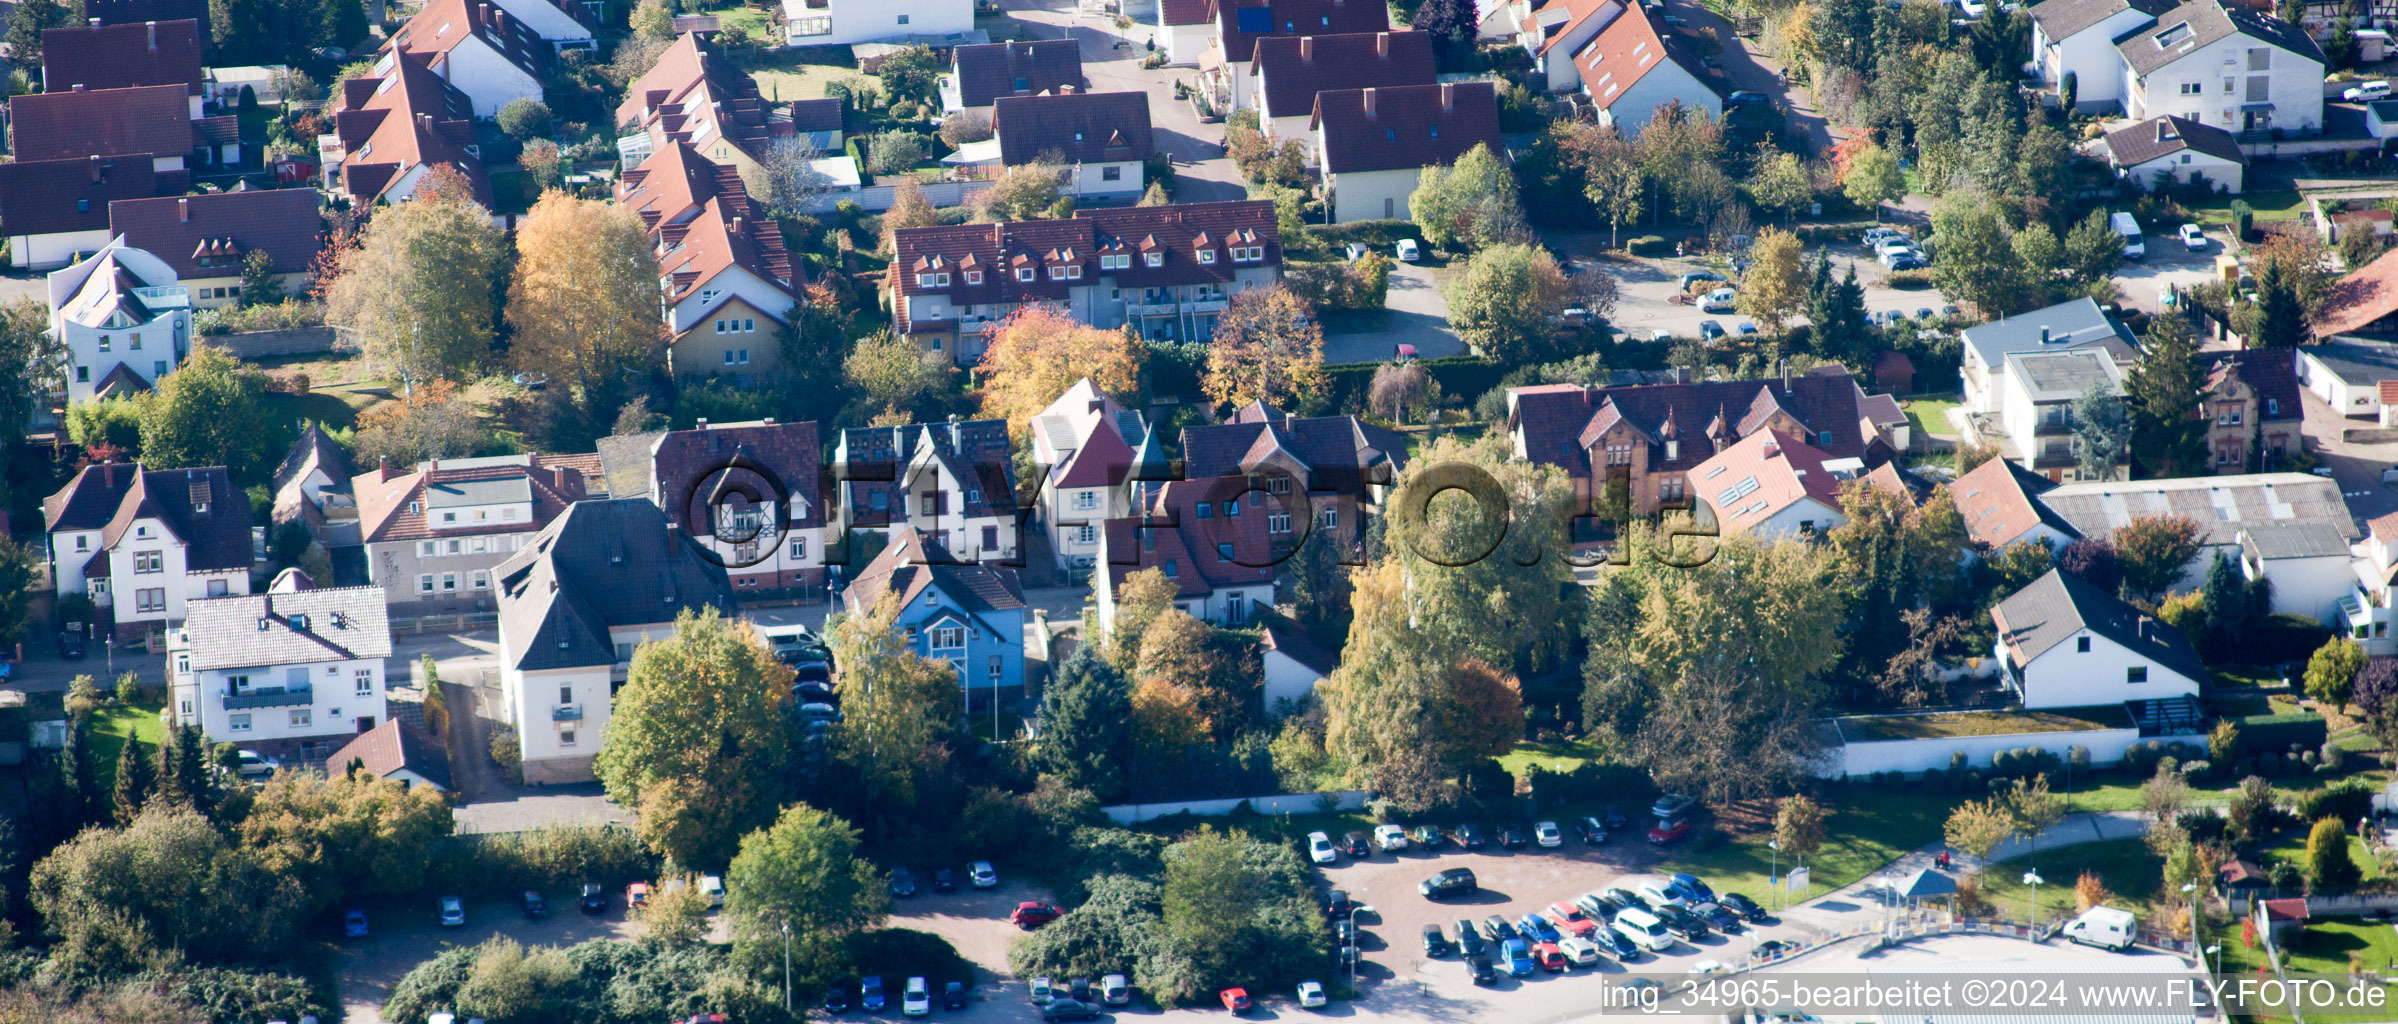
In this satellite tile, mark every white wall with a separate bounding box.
[1157,19,1214,64]
[172,655,387,747]
[1101,788,1369,823]
[2247,552,2351,626]
[9,229,113,271]
[1327,165,1425,223]
[2005,628,2203,709]
[2123,150,2245,194]
[1263,650,1324,712]
[487,0,594,45]
[1068,160,1145,199]
[1595,58,1719,139]
[2127,33,2324,135]
[782,0,973,46]
[2040,10,2155,109]
[1728,497,1844,542]
[2301,349,2386,415]
[667,265,797,337]
[440,40,544,119]
[1042,484,1129,571]
[1821,724,2182,778]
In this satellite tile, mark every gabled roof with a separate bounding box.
[791,97,844,132]
[0,156,164,241]
[388,0,550,80]
[40,19,204,94]
[327,55,492,207]
[2103,114,2246,169]
[271,423,352,524]
[1310,82,1504,175]
[2029,0,2171,41]
[1688,429,1847,537]
[2038,472,2357,548]
[1181,404,1406,492]
[842,528,1028,629]
[493,498,738,671]
[615,33,792,167]
[1033,379,1154,490]
[950,39,1083,109]
[1210,0,1392,64]
[1099,478,1278,599]
[1572,3,1713,112]
[328,720,454,791]
[648,419,826,534]
[993,90,1153,166]
[838,419,1016,520]
[1529,0,1623,54]
[179,585,393,670]
[1993,568,2207,682]
[41,463,253,572]
[1959,297,2141,370]
[8,83,192,162]
[1950,456,2076,550]
[2202,348,2300,422]
[889,200,1280,308]
[1258,615,1337,676]
[619,140,798,316]
[353,454,594,544]
[108,188,324,280]
[1507,374,1895,478]
[2315,247,2398,338]
[2116,0,2322,77]
[1250,31,1435,119]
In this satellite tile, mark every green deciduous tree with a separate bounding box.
[2305,637,2367,712]
[1107,569,1178,675]
[2070,382,2129,481]
[844,331,953,418]
[725,804,889,965]
[0,534,42,650]
[136,345,272,481]
[1747,149,1814,224]
[325,192,505,391]
[826,593,965,828]
[1410,143,1525,251]
[1930,194,2033,317]
[1774,795,1828,862]
[2001,774,2066,865]
[496,98,552,140]
[593,607,793,868]
[2114,515,2203,602]
[30,805,307,972]
[1842,143,1905,220]
[5,0,71,79]
[1943,797,2014,863]
[2306,817,2362,893]
[1159,828,1325,993]
[1736,227,1807,334]
[875,44,942,104]
[1578,124,1644,246]
[1445,243,1572,364]
[1202,286,1325,411]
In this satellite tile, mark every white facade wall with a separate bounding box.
[2246,552,2352,625]
[1594,59,1719,138]
[2037,11,2157,109]
[1042,483,1131,571]
[512,664,612,771]
[2124,35,2324,136]
[667,265,797,338]
[781,0,973,46]
[1325,165,1424,223]
[1262,650,1325,712]
[1067,160,1145,200]
[1730,496,1845,542]
[2121,150,2245,193]
[1173,582,1273,626]
[2301,349,2386,415]
[1157,18,1215,64]
[486,0,595,46]
[9,229,113,271]
[1819,724,2174,778]
[57,308,186,405]
[105,516,249,626]
[438,40,544,118]
[171,655,388,747]
[2003,630,2204,709]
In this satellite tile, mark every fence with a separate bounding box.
[1100,789,1370,824]
[389,612,498,634]
[800,179,994,214]
[2229,893,2398,918]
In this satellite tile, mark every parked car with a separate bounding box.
[1592,925,1641,960]
[2347,80,2392,101]
[233,750,276,780]
[1479,915,1518,942]
[579,882,606,914]
[626,882,652,909]
[1422,923,1453,956]
[2179,223,2207,251]
[1574,892,1617,922]
[1296,980,1327,1008]
[438,896,466,927]
[1467,954,1497,985]
[1601,806,1630,830]
[1345,242,1370,262]
[1671,873,1717,903]
[1308,831,1339,865]
[1456,822,1488,849]
[1221,987,1254,1013]
[1455,918,1488,957]
[1340,832,1373,858]
[1727,90,1771,105]
[941,981,967,1010]
[1497,823,1526,848]
[1012,901,1062,929]
[824,981,854,1014]
[1373,824,1410,852]
[1700,320,1726,340]
[55,622,86,660]
[1694,901,1743,932]
[1395,239,1422,262]
[1637,882,1687,909]
[1068,978,1095,1004]
[1655,904,1710,940]
[1573,816,1608,845]
[1500,938,1535,977]
[701,875,725,907]
[1030,978,1055,1006]
[902,977,931,1017]
[969,861,998,888]
[1411,824,1442,848]
[1100,974,1131,1005]
[890,867,918,898]
[1325,889,1356,917]
[862,976,888,1013]
[1721,893,1769,922]
[343,909,369,938]
[520,891,549,920]
[1603,888,1645,916]
[1613,908,1676,953]
[1648,818,1692,846]
[1559,936,1602,967]
[1420,867,1478,899]
[1700,289,1736,314]
[1042,999,1101,1022]
[1535,941,1568,972]
[1678,270,1725,290]
[1517,913,1561,944]
[1755,939,1791,960]
[1533,820,1563,848]
[1546,902,1599,939]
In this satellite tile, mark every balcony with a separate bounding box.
[1124,301,1179,317]
[552,703,584,721]
[1184,298,1228,314]
[133,286,190,310]
[223,684,311,709]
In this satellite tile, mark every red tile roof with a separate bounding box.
[1100,478,1278,600]
[1310,81,1503,175]
[0,156,164,240]
[1949,455,2070,551]
[328,720,453,790]
[388,0,549,80]
[950,39,1084,109]
[327,56,492,207]
[8,83,192,162]
[1210,0,1391,64]
[1506,375,1897,479]
[353,454,595,544]
[108,188,325,280]
[1689,429,1847,537]
[2316,244,2398,338]
[890,200,1280,306]
[1162,0,1212,26]
[616,140,798,320]
[1573,4,1711,112]
[615,33,793,167]
[1250,31,1435,121]
[791,97,843,132]
[40,19,203,94]
[993,90,1153,165]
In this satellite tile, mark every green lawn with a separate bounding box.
[2220,919,2398,1023]
[1657,787,1953,909]
[2186,189,2308,228]
[1838,706,2129,741]
[1901,396,1960,438]
[1970,838,2164,922]
[1496,738,1608,777]
[2265,827,2385,883]
[89,698,168,797]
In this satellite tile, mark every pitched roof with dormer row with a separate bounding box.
[327,55,493,207]
[40,19,203,94]
[993,90,1153,166]
[1251,30,1435,120]
[889,200,1280,316]
[1210,0,1392,63]
[1506,375,1893,478]
[42,462,253,573]
[1181,401,1407,494]
[647,419,827,535]
[493,498,738,671]
[950,39,1084,109]
[352,454,596,545]
[615,33,794,167]
[387,0,550,81]
[1100,476,1279,600]
[108,188,324,280]
[8,83,193,162]
[1310,81,1503,175]
[1573,3,1714,113]
[2116,0,2321,76]
[616,141,798,323]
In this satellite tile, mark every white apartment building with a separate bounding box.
[167,574,392,764]
[43,463,252,632]
[44,236,188,405]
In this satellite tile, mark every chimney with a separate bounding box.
[71,84,85,93]
[1762,440,1780,458]
[992,222,1006,246]
[89,155,103,184]
[178,197,190,223]
[1441,82,1455,111]
[1377,31,1390,57]
[1363,88,1377,117]
[1300,36,1313,60]
[696,417,710,430]
[1780,358,1790,388]
[87,17,99,26]
[731,215,745,235]
[147,21,157,51]
[2040,325,2053,343]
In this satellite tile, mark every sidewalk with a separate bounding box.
[1776,810,2150,937]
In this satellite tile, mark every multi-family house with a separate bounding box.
[1688,429,1857,541]
[1201,0,1392,113]
[841,527,1028,708]
[494,498,738,784]
[0,156,172,271]
[484,0,599,50]
[43,235,190,405]
[889,200,1282,359]
[1171,399,1408,563]
[351,453,601,615]
[384,0,549,118]
[1514,0,1622,92]
[1959,298,2141,416]
[2198,348,2301,472]
[1572,4,1721,137]
[940,40,1082,119]
[2102,115,2248,193]
[166,572,392,764]
[43,462,252,632]
[639,418,828,594]
[2340,511,2398,653]
[1992,568,2208,724]
[1029,379,1159,573]
[2030,0,2177,111]
[775,0,971,46]
[319,55,496,209]
[40,18,206,113]
[1988,348,2129,480]
[2116,0,2323,137]
[616,140,800,382]
[1251,31,1435,147]
[269,423,354,549]
[1094,478,1278,630]
[1504,373,1907,523]
[615,33,799,177]
[1156,0,1217,63]
[834,418,1019,566]
[990,91,1152,202]
[107,190,324,310]
[8,82,237,172]
[1949,456,2078,554]
[1311,82,1504,224]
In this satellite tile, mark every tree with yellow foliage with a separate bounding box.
[505,191,663,432]
[1202,286,1324,410]
[975,305,1144,437]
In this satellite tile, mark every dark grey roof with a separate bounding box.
[841,528,1027,638]
[2240,522,2352,560]
[1960,297,2140,371]
[2301,339,2398,385]
[40,463,253,573]
[2007,349,2123,401]
[424,475,532,507]
[2039,472,2357,548]
[328,720,453,791]
[2103,115,2246,169]
[1993,568,2208,683]
[179,585,392,671]
[493,499,738,671]
[2030,0,2173,42]
[2116,0,2322,77]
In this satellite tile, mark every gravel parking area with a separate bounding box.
[883,877,1058,1009]
[336,893,660,1023]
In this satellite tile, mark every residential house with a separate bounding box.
[616,140,801,381]
[2117,0,2324,137]
[1959,297,2141,415]
[7,82,236,171]
[2237,522,2354,624]
[2199,348,2301,471]
[350,453,602,615]
[0,156,171,271]
[1258,617,1335,711]
[2040,472,2356,591]
[42,462,251,631]
[1988,348,2128,480]
[269,422,354,548]
[639,418,829,594]
[1312,82,1503,224]
[327,719,454,792]
[2340,510,2398,652]
[940,40,1083,118]
[43,235,190,405]
[1164,399,1407,567]
[1249,31,1436,145]
[833,418,1019,565]
[107,189,324,310]
[991,91,1153,201]
[1573,3,1720,138]
[320,55,495,209]
[39,18,205,113]
[2298,339,2398,416]
[485,0,599,50]
[83,0,210,50]
[1992,568,2208,719]
[1514,0,1623,93]
[889,200,1282,358]
[166,573,392,763]
[614,33,800,178]
[791,97,845,150]
[2316,247,2398,343]
[1156,0,1217,63]
[2030,0,2177,111]
[1504,373,1907,524]
[2101,114,2248,192]
[1949,456,2079,553]
[384,0,549,118]
[1093,479,1278,630]
[203,65,294,106]
[1029,379,1159,573]
[841,528,1028,709]
[775,0,972,46]
[1201,0,1393,114]
[1687,429,1855,541]
[493,498,738,784]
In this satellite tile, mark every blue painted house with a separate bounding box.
[840,527,1029,710]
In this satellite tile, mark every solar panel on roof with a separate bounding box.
[1237,7,1271,31]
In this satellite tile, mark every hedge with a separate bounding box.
[2237,712,2328,756]
[1321,356,1512,414]
[2249,613,2331,665]
[1627,235,1670,256]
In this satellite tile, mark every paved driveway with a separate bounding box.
[998,0,1247,203]
[2300,386,2398,528]
[1324,260,1464,364]
[1660,0,1838,155]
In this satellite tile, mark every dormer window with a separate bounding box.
[1162,559,1178,577]
[965,270,983,284]
[290,614,310,631]
[1017,268,1036,282]
[1145,252,1164,267]
[915,272,950,287]
[1198,249,1217,264]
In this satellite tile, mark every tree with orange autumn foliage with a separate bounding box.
[974,305,1145,437]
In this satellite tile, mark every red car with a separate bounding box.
[1220,988,1252,1013]
[1648,818,1691,846]
[626,882,652,909]
[1011,901,1062,929]
[1535,942,1568,972]
[1545,902,1598,939]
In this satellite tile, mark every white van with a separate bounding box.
[2062,906,2136,951]
[1701,288,1737,313]
[1612,907,1676,952]
[2111,212,2145,261]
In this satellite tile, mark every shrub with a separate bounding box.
[1627,236,1670,256]
[490,723,523,784]
[2321,742,2347,773]
[2260,751,2282,775]
[2298,777,2375,824]
[2240,712,2329,755]
[1884,269,1936,289]
[2180,759,2213,782]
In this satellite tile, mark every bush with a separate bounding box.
[2241,713,2328,756]
[2322,742,2347,773]
[1884,269,1936,289]
[428,823,653,902]
[490,723,523,784]
[2297,777,2376,825]
[2250,613,2331,664]
[2180,759,2213,782]
[1627,235,1670,256]
[2260,751,2282,775]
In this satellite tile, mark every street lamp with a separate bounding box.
[2183,882,2201,957]
[1348,904,1375,993]
[1768,839,1782,911]
[2023,870,2043,932]
[782,922,793,1011]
